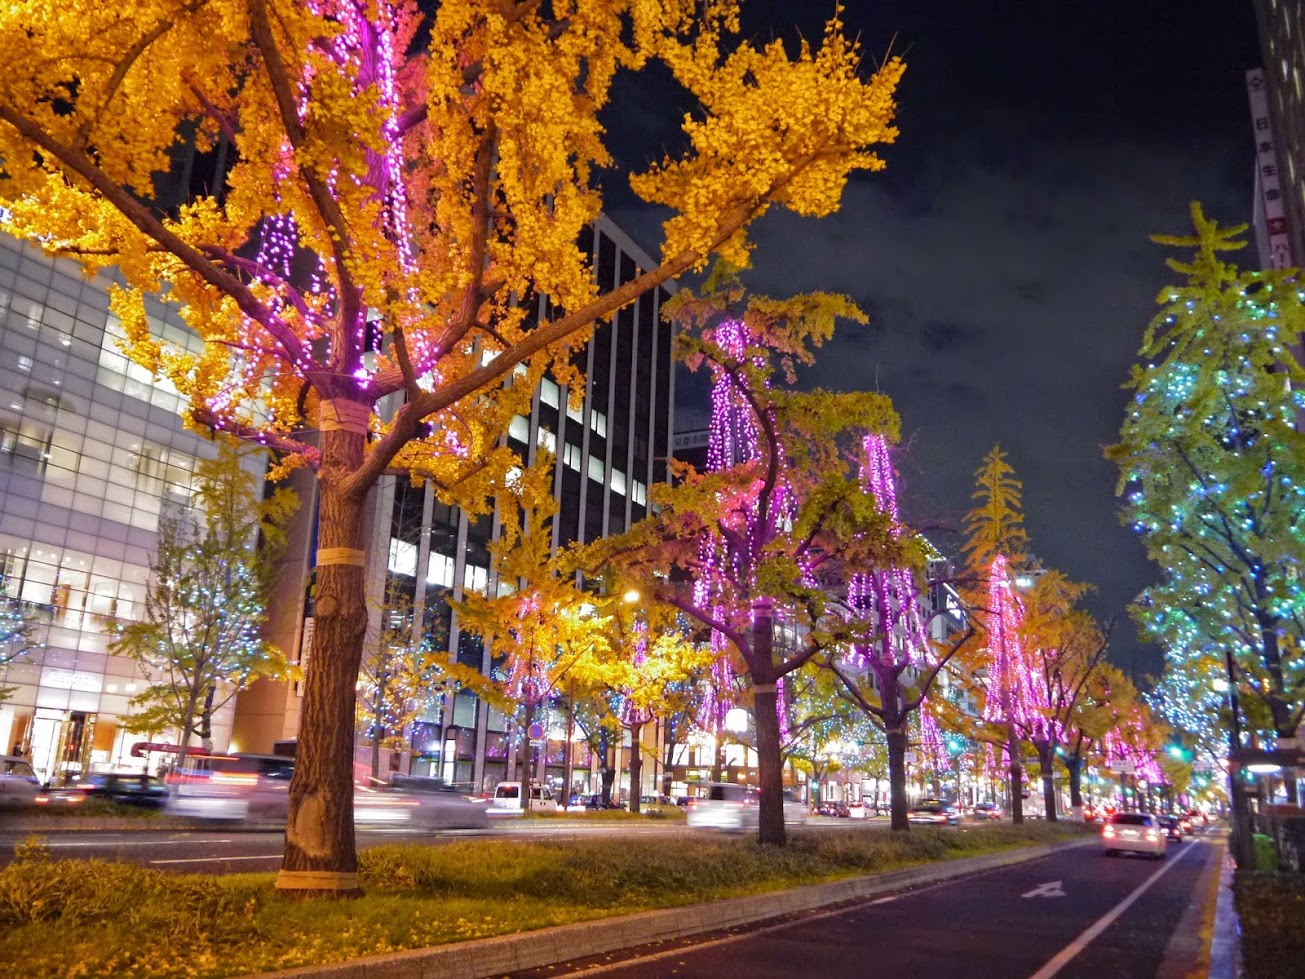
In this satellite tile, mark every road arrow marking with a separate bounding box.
[1022,880,1066,898]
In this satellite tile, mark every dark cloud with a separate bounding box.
[603,0,1262,679]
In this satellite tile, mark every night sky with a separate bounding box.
[599,0,1265,681]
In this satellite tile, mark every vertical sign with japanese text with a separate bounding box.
[1247,68,1295,269]
[295,617,314,697]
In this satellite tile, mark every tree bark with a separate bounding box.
[628,723,642,813]
[278,427,368,899]
[886,726,909,831]
[1008,725,1024,825]
[749,597,786,846]
[175,686,200,777]
[753,682,785,845]
[1067,755,1084,819]
[1039,743,1058,822]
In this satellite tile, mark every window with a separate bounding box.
[563,442,582,471]
[540,378,560,408]
[388,538,418,578]
[508,415,530,444]
[587,454,605,483]
[590,410,607,438]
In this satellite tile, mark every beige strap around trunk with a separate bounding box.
[275,870,361,891]
[316,547,366,567]
[318,398,371,434]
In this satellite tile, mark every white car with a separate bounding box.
[686,782,759,832]
[0,756,39,807]
[1102,812,1167,859]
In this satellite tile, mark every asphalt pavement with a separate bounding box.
[519,835,1221,979]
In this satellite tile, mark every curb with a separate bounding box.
[242,838,1091,979]
[1208,843,1244,979]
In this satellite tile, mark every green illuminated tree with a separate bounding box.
[111,440,298,773]
[1107,203,1305,804]
[0,598,43,703]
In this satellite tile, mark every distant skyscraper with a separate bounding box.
[1249,0,1305,268]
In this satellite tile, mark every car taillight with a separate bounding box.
[1145,831,1159,841]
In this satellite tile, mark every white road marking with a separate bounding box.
[1027,844,1194,979]
[150,854,281,865]
[869,896,897,905]
[47,838,236,848]
[1022,880,1066,898]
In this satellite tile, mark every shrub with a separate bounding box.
[1234,871,1305,979]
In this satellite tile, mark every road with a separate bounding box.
[525,834,1221,979]
[0,818,699,873]
[0,813,875,874]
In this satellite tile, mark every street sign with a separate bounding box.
[1108,761,1135,774]
[526,722,545,741]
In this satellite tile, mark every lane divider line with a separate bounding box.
[1027,844,1195,979]
[151,854,282,865]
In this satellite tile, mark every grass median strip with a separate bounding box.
[0,823,1090,979]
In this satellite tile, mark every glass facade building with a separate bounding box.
[0,231,244,784]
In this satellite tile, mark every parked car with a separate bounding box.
[971,802,1003,821]
[686,782,758,832]
[68,772,167,807]
[354,774,489,830]
[1102,812,1166,859]
[908,801,960,826]
[569,793,622,811]
[0,756,39,807]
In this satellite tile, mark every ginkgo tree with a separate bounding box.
[1015,571,1110,822]
[111,440,297,775]
[1108,204,1305,808]
[587,272,905,845]
[0,1,905,893]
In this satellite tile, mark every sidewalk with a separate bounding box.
[1208,844,1244,979]
[241,838,1095,979]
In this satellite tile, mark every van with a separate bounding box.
[488,781,560,814]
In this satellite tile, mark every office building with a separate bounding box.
[0,231,246,783]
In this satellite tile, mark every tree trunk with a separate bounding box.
[1008,725,1024,825]
[712,720,725,782]
[370,727,382,783]
[174,686,201,777]
[886,726,909,831]
[749,597,786,846]
[753,682,785,845]
[1039,743,1058,823]
[1067,756,1084,819]
[278,430,369,899]
[628,724,642,813]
